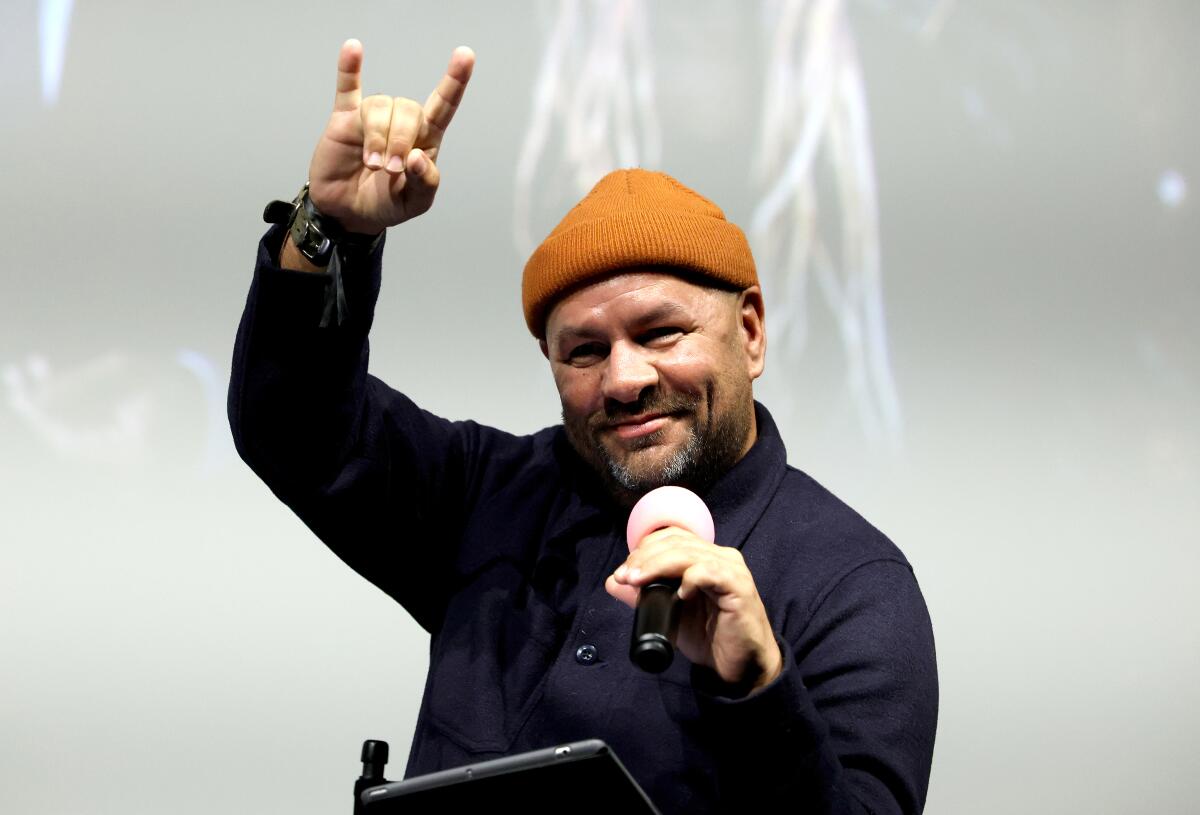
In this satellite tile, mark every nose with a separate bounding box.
[601,341,658,404]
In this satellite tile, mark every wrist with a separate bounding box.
[264,184,383,269]
[693,641,784,700]
[748,642,784,694]
[279,232,329,274]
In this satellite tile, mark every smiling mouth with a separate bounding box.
[593,394,699,446]
[607,413,674,441]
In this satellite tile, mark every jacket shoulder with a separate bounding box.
[747,466,915,619]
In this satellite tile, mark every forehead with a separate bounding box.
[545,270,726,337]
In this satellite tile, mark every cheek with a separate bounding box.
[657,346,719,394]
[553,369,602,414]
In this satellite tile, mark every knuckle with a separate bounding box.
[392,96,421,113]
[656,529,687,547]
[700,559,728,585]
[636,536,660,553]
[364,94,392,112]
[649,531,672,546]
[391,98,422,126]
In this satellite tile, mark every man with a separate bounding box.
[229,40,937,813]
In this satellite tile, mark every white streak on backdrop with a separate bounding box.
[4,353,152,462]
[753,0,902,446]
[515,0,908,446]
[38,0,74,106]
[2,351,232,471]
[917,0,956,41]
[513,0,661,256]
[176,349,231,475]
[1157,169,1187,210]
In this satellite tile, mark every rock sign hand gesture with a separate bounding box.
[305,39,475,237]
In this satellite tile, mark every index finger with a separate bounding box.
[636,526,709,552]
[420,45,475,151]
[333,38,364,113]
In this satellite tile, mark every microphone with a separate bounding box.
[625,486,715,673]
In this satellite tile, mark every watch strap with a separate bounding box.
[262,185,383,327]
[262,185,384,261]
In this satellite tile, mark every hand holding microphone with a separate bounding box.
[622,487,715,673]
[606,487,784,692]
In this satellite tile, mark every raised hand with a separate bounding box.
[306,39,475,236]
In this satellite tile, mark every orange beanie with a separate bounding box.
[522,169,758,338]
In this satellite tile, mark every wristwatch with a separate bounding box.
[262,184,383,266]
[263,184,383,326]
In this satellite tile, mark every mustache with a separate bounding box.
[596,391,699,426]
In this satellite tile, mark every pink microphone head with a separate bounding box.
[625,486,715,552]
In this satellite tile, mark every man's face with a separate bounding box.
[541,270,766,500]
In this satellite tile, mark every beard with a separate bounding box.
[562,385,753,502]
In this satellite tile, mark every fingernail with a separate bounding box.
[386,154,404,173]
[366,152,383,169]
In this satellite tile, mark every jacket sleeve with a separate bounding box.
[227,225,477,633]
[694,559,938,814]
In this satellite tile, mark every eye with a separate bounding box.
[566,342,606,365]
[639,326,683,345]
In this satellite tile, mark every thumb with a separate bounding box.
[605,574,639,609]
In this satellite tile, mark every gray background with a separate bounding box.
[2,1,1197,812]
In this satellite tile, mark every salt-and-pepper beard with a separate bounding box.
[563,385,753,503]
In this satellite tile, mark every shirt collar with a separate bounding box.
[699,401,788,550]
[549,401,788,550]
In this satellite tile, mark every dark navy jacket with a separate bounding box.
[229,226,938,813]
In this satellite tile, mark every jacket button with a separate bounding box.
[575,644,598,665]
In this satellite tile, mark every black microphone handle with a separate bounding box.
[630,579,681,673]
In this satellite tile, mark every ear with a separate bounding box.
[737,286,766,380]
[538,338,550,360]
